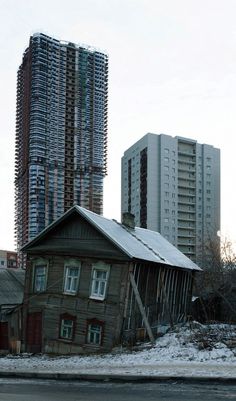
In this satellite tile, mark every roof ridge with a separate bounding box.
[112,220,165,262]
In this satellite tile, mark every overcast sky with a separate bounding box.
[1,0,236,250]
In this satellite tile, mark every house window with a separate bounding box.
[64,263,80,294]
[34,264,47,292]
[59,314,76,341]
[87,319,104,345]
[90,262,110,300]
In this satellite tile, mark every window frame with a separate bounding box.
[86,318,104,346]
[33,259,48,293]
[90,262,110,301]
[63,260,81,295]
[59,313,76,341]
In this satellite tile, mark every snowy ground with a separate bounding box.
[0,323,236,378]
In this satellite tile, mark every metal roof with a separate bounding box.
[22,206,201,272]
[77,207,201,271]
[0,269,25,305]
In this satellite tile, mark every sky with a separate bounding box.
[0,0,236,251]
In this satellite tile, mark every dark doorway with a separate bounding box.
[0,322,9,350]
[26,312,42,353]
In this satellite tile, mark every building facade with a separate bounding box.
[15,33,108,254]
[121,133,220,265]
[0,250,18,269]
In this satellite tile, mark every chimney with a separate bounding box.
[122,212,135,229]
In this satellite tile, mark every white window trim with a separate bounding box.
[90,262,110,301]
[63,259,81,295]
[33,258,48,293]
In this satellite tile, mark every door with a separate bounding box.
[26,312,42,353]
[0,322,9,350]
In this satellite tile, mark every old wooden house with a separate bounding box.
[21,206,201,354]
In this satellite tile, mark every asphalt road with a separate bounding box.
[0,378,235,401]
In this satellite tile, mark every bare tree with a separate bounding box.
[193,236,236,323]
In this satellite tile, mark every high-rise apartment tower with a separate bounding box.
[121,133,220,265]
[15,33,108,252]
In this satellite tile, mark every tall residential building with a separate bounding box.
[15,33,108,253]
[121,133,220,265]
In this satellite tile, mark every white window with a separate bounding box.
[34,264,47,292]
[90,262,110,300]
[64,263,80,294]
[87,322,103,345]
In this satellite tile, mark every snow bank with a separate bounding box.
[0,324,235,378]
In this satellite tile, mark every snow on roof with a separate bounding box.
[77,206,201,271]
[22,205,201,271]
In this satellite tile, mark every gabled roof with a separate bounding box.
[22,206,201,271]
[0,269,25,305]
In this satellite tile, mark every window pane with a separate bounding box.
[60,318,73,339]
[87,323,102,345]
[34,265,46,292]
[100,281,105,295]
[64,266,80,294]
[94,281,99,294]
[90,266,109,300]
[92,271,106,297]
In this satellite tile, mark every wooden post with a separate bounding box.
[159,268,174,329]
[129,271,155,344]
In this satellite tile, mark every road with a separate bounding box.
[0,378,235,400]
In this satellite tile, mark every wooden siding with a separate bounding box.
[25,214,129,261]
[23,254,195,353]
[122,263,194,343]
[24,255,129,353]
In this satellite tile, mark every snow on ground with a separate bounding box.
[0,323,235,378]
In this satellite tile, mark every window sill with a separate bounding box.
[86,343,101,347]
[63,291,77,296]
[89,295,105,302]
[58,337,73,343]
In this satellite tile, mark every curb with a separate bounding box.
[0,371,235,384]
